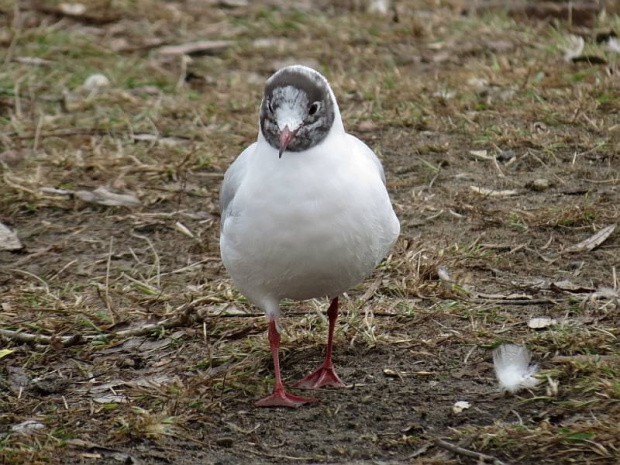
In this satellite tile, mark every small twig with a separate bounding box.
[248,450,324,461]
[0,328,55,344]
[49,259,78,281]
[104,237,117,325]
[406,442,433,459]
[0,329,82,347]
[583,177,620,184]
[434,437,506,465]
[491,154,505,178]
[428,168,441,190]
[111,318,188,339]
[471,298,555,305]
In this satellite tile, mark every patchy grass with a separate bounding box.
[1,1,619,464]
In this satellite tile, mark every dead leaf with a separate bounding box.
[452,401,471,414]
[127,374,177,389]
[564,224,616,253]
[75,186,141,207]
[0,222,23,251]
[11,420,46,434]
[67,439,139,463]
[549,280,595,293]
[7,366,30,395]
[528,317,557,329]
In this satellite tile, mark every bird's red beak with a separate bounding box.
[279,125,298,158]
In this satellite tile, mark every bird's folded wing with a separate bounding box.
[346,134,386,186]
[219,143,256,225]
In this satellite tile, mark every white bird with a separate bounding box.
[219,65,400,407]
[493,344,539,393]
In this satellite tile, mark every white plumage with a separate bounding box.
[219,65,399,407]
[220,66,399,319]
[492,344,539,393]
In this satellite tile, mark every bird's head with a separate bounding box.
[259,65,336,158]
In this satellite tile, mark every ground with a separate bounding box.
[0,1,619,464]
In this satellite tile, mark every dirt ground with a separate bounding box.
[1,1,619,464]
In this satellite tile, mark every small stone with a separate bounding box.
[119,357,136,368]
[530,178,550,191]
[216,437,234,448]
[452,400,471,414]
[32,374,69,394]
[59,3,86,15]
[496,150,515,163]
[83,74,110,90]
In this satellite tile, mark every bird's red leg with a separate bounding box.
[255,320,318,407]
[294,297,346,389]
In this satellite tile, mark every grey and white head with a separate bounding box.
[259,65,339,158]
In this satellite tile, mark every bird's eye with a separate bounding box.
[309,102,320,116]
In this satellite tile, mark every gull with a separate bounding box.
[219,65,400,407]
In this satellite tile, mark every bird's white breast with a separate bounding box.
[220,132,399,312]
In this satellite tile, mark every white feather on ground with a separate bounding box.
[493,344,539,393]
